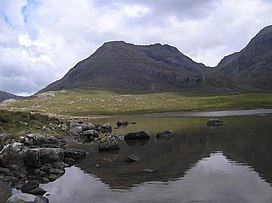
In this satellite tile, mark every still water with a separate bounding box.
[13,116,272,202]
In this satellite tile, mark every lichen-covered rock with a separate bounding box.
[98,135,119,151]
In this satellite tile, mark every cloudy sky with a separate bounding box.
[0,0,272,95]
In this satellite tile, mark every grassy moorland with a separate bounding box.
[2,90,272,116]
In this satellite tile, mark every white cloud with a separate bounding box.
[0,0,272,95]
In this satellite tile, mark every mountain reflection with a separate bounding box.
[76,116,272,189]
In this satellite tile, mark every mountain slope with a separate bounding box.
[40,41,230,93]
[216,25,272,91]
[0,90,21,102]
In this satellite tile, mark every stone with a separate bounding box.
[101,123,112,133]
[64,157,75,166]
[40,163,53,173]
[9,164,27,177]
[98,135,120,151]
[116,120,129,127]
[28,187,47,196]
[0,167,10,175]
[21,180,39,193]
[52,161,65,169]
[49,168,65,175]
[5,193,48,203]
[0,142,27,167]
[64,148,86,160]
[24,148,64,167]
[124,154,141,162]
[207,118,224,126]
[79,130,99,142]
[156,130,175,139]
[124,130,150,140]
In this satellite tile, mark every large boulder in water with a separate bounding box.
[124,130,150,140]
[24,148,64,167]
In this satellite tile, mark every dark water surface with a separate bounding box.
[9,115,272,202]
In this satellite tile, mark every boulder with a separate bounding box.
[0,142,27,167]
[68,126,83,136]
[64,148,86,160]
[98,135,119,151]
[156,130,175,139]
[83,123,100,131]
[101,123,112,133]
[116,120,129,127]
[5,193,48,203]
[24,148,64,167]
[207,118,224,126]
[21,180,39,193]
[124,130,150,140]
[79,130,99,142]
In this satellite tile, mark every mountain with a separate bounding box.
[40,25,272,94]
[40,41,231,93]
[216,25,272,91]
[0,90,21,102]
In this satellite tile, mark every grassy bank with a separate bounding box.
[2,90,272,116]
[0,109,61,137]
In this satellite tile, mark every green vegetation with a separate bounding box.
[0,109,61,137]
[3,90,272,116]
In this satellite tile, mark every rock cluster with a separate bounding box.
[0,132,86,202]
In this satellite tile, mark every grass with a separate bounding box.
[2,90,272,116]
[0,109,61,138]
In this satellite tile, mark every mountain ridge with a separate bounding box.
[0,90,21,102]
[40,25,272,94]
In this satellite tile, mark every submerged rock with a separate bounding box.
[124,130,150,140]
[156,130,175,139]
[207,118,224,126]
[124,154,141,162]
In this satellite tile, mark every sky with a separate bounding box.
[0,0,272,96]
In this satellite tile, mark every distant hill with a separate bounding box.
[216,25,272,91]
[40,25,272,94]
[0,90,21,102]
[40,41,232,94]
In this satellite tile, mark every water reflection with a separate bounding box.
[42,152,272,203]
